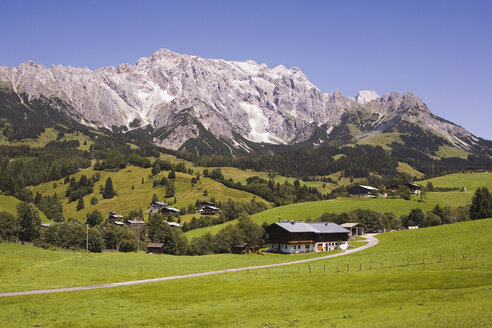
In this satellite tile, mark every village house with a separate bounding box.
[266,221,350,254]
[146,243,165,254]
[108,212,124,226]
[200,201,216,207]
[406,183,422,195]
[126,219,145,228]
[199,205,219,215]
[161,206,180,215]
[165,221,182,227]
[348,185,380,198]
[340,222,365,239]
[148,201,168,213]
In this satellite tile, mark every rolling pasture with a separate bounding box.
[0,195,49,222]
[29,165,269,223]
[186,172,492,238]
[1,218,490,327]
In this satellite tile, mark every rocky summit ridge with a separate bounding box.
[0,49,480,153]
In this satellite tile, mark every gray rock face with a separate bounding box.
[0,49,478,150]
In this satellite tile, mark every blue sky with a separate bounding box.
[1,0,491,139]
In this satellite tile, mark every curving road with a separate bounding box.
[0,235,378,297]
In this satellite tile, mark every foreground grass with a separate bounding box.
[1,219,490,327]
[0,242,346,293]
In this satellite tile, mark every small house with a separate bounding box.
[200,201,216,207]
[126,219,145,228]
[405,183,422,195]
[266,221,350,254]
[161,206,180,215]
[147,243,165,254]
[340,222,365,239]
[199,205,219,215]
[165,221,182,227]
[148,201,168,213]
[348,185,379,198]
[108,212,124,226]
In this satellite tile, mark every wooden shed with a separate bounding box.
[147,243,165,254]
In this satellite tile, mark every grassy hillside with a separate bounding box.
[0,195,49,222]
[0,127,94,151]
[1,219,490,327]
[186,172,492,238]
[30,165,270,222]
[420,172,492,190]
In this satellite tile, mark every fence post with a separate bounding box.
[360,263,362,271]
[347,264,349,272]
[308,265,311,273]
[324,264,326,273]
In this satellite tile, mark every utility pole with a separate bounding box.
[137,226,141,252]
[86,224,89,254]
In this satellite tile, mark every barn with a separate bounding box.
[348,185,379,198]
[265,221,350,254]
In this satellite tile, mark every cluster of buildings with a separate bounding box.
[347,183,422,198]
[147,201,218,216]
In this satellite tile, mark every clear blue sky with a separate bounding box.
[1,0,491,139]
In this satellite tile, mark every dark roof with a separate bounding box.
[273,221,349,234]
[147,243,164,248]
[200,206,219,210]
[352,185,379,191]
[162,206,180,213]
[406,183,422,189]
[128,220,145,224]
[152,201,168,206]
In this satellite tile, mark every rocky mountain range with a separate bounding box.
[0,48,486,155]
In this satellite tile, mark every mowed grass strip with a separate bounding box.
[0,219,490,327]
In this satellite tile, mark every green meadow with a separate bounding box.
[0,195,49,222]
[29,165,270,222]
[1,219,490,327]
[186,172,492,238]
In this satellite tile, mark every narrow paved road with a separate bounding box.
[0,235,378,297]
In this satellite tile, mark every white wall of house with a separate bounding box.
[268,241,348,253]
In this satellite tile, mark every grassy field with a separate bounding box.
[0,127,94,151]
[420,172,492,190]
[356,132,403,149]
[187,172,492,238]
[0,242,353,293]
[0,219,490,327]
[0,195,49,222]
[397,161,424,178]
[30,166,270,222]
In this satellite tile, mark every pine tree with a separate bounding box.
[76,197,85,211]
[152,193,159,204]
[102,177,116,199]
[470,187,492,220]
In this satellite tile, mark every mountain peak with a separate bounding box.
[356,90,379,104]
